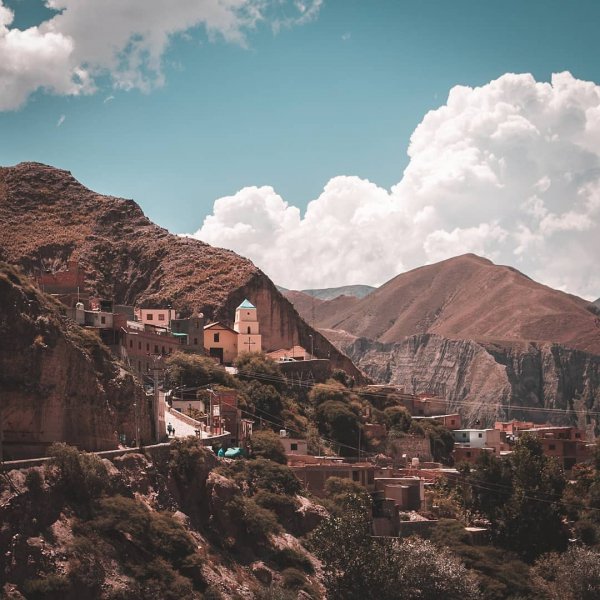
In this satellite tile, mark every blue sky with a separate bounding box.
[1,1,600,296]
[1,0,598,231]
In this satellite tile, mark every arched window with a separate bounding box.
[247,326,251,334]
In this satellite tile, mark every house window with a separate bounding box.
[247,326,251,334]
[214,333,220,342]
[194,338,198,345]
[352,471,360,482]
[549,444,556,450]
[154,345,159,353]
[290,443,298,451]
[195,322,200,329]
[101,316,106,324]
[466,452,471,458]
[575,433,581,438]
[129,340,133,348]
[138,341,141,350]
[147,314,153,320]
[146,343,150,351]
[158,314,165,321]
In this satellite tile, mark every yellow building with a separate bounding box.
[234,299,262,355]
[204,322,238,364]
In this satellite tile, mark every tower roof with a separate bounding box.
[237,299,255,309]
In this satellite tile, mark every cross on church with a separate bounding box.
[244,337,256,352]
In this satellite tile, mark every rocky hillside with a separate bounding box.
[0,263,149,460]
[299,285,376,301]
[289,255,600,427]
[0,162,361,380]
[0,441,326,599]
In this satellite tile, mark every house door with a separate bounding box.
[209,347,224,363]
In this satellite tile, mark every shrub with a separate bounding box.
[251,430,287,464]
[169,436,207,482]
[254,490,300,529]
[48,443,109,506]
[243,380,284,422]
[165,351,234,388]
[271,547,314,574]
[281,567,307,590]
[574,519,598,545]
[22,575,69,599]
[224,496,281,540]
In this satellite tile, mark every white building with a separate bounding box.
[452,429,502,450]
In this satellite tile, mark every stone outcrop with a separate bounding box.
[0,162,362,380]
[0,263,149,459]
[344,334,600,429]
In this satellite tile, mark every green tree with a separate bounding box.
[165,351,233,388]
[243,380,284,422]
[383,405,412,432]
[310,493,480,599]
[251,430,288,464]
[234,352,283,389]
[316,400,361,457]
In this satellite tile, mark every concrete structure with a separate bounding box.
[452,429,502,450]
[204,322,238,365]
[134,307,177,327]
[518,425,589,470]
[171,314,204,351]
[36,260,88,307]
[280,436,308,455]
[412,413,462,430]
[289,460,375,497]
[267,345,312,361]
[234,299,262,354]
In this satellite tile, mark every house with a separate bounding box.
[234,299,262,354]
[267,345,312,361]
[204,322,238,364]
[289,460,375,496]
[36,260,89,308]
[280,436,308,455]
[412,413,462,430]
[171,313,205,351]
[134,307,177,327]
[452,429,502,451]
[517,425,589,470]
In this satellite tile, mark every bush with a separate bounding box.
[271,547,314,574]
[165,352,234,388]
[48,443,109,506]
[169,436,207,482]
[574,519,598,545]
[224,496,281,540]
[254,490,300,529]
[243,380,284,422]
[22,575,69,599]
[251,430,287,464]
[281,567,307,590]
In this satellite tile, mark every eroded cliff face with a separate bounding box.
[0,264,149,459]
[343,334,600,429]
[0,162,362,380]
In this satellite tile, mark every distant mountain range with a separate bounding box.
[594,298,600,309]
[285,254,600,426]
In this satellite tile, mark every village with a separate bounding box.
[12,260,591,543]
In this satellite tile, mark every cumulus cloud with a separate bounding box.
[0,0,321,110]
[192,72,600,299]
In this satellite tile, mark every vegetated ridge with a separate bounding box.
[299,284,376,301]
[0,263,149,459]
[287,254,600,427]
[0,162,361,379]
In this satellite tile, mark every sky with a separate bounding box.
[1,1,600,299]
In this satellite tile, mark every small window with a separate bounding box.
[466,451,471,458]
[290,443,298,451]
[101,316,106,324]
[214,333,220,342]
[158,314,165,321]
[154,345,159,353]
[575,433,581,439]
[352,471,360,482]
[195,321,200,329]
[129,340,133,348]
[194,338,198,345]
[146,343,150,351]
[147,314,153,321]
[549,444,556,450]
[247,326,251,334]
[478,433,483,438]
[161,346,165,354]
[138,341,141,350]
[138,361,141,371]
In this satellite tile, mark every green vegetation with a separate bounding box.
[251,430,288,464]
[310,493,480,600]
[165,351,234,388]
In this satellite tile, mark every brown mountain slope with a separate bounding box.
[0,162,361,378]
[315,254,600,356]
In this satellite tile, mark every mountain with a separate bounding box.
[0,262,149,459]
[594,298,600,309]
[300,284,376,301]
[310,255,600,426]
[0,162,361,379]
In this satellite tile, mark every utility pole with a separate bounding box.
[133,401,140,448]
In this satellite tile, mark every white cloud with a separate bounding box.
[0,0,321,110]
[192,72,600,300]
[56,114,65,127]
